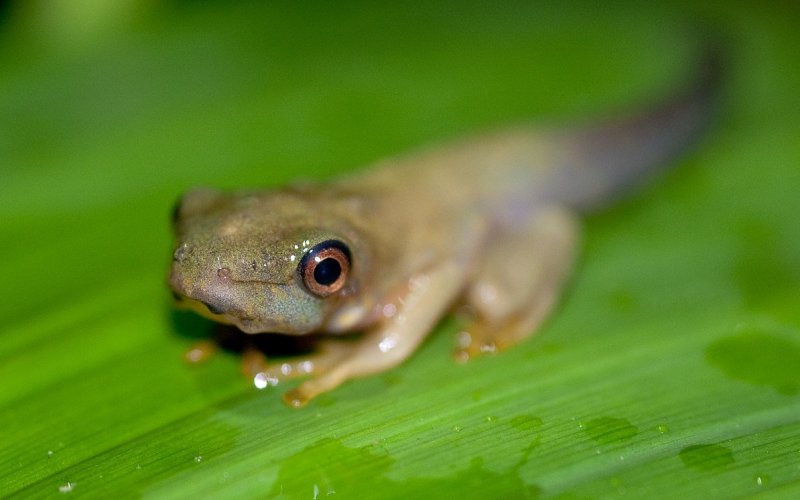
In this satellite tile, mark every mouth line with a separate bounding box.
[175,295,228,319]
[225,276,289,286]
[172,293,256,325]
[201,301,225,315]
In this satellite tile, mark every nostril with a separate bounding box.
[202,301,225,315]
[171,291,183,302]
[173,243,190,262]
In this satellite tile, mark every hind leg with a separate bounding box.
[455,207,580,361]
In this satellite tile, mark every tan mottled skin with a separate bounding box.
[170,50,720,407]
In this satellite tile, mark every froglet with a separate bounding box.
[170,49,720,407]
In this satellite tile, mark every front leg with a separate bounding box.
[256,260,466,407]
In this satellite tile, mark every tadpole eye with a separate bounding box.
[299,240,351,297]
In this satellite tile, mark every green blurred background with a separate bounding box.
[1,1,799,498]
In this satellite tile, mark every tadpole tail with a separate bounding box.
[554,40,726,211]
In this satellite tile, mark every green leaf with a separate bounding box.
[2,1,799,498]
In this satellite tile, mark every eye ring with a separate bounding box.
[299,240,351,297]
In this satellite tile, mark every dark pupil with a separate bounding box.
[313,258,341,286]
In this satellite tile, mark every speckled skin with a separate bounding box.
[169,51,720,407]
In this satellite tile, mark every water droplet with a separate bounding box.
[456,331,472,349]
[378,334,398,353]
[510,415,543,432]
[47,450,54,457]
[452,425,463,433]
[479,342,497,354]
[382,303,397,318]
[194,455,203,463]
[679,443,735,471]
[581,417,639,445]
[359,443,389,459]
[485,415,498,423]
[755,474,771,486]
[706,329,800,395]
[269,436,541,497]
[656,424,669,434]
[254,372,279,389]
[58,482,74,493]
